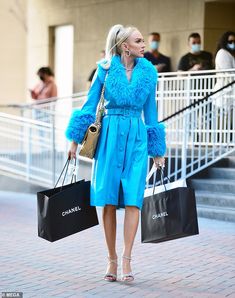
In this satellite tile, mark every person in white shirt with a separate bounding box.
[215,31,235,70]
[213,31,235,143]
[213,31,235,108]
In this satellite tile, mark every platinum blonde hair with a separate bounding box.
[105,24,138,60]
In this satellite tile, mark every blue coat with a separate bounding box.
[66,55,166,209]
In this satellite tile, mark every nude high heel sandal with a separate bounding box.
[121,255,134,282]
[104,256,118,282]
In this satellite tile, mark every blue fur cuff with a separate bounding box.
[65,110,95,144]
[146,123,166,157]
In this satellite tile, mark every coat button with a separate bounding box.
[121,132,124,136]
[119,147,124,151]
[117,163,122,168]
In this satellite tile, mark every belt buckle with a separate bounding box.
[124,109,130,116]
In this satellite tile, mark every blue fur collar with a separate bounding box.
[98,55,157,107]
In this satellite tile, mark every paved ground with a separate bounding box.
[0,191,235,298]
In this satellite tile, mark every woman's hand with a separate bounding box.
[68,141,78,160]
[29,89,37,99]
[153,156,165,169]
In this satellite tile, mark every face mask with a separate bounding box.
[227,43,235,51]
[191,44,201,53]
[150,41,159,51]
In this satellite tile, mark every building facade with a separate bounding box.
[0,0,235,103]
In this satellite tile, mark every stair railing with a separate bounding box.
[0,71,234,187]
[156,79,235,185]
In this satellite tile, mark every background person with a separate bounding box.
[177,33,214,145]
[87,50,106,89]
[178,32,213,71]
[213,30,235,109]
[215,31,235,70]
[30,67,57,101]
[212,31,235,142]
[144,32,171,72]
[30,67,57,138]
[66,24,166,283]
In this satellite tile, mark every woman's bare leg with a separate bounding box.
[122,206,139,275]
[102,205,118,277]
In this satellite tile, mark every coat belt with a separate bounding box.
[105,108,142,118]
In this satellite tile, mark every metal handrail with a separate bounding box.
[0,112,52,127]
[0,70,234,187]
[157,68,235,77]
[161,80,235,122]
[0,68,234,108]
[0,91,87,108]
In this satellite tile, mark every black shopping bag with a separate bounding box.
[37,159,99,242]
[141,169,199,243]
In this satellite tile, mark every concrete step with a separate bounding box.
[208,167,235,179]
[195,190,235,208]
[228,157,235,168]
[218,156,235,168]
[197,204,235,222]
[190,178,235,193]
[228,150,235,156]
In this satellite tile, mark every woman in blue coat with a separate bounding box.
[66,24,166,282]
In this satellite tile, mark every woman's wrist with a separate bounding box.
[153,156,165,168]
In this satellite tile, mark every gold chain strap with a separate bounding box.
[95,73,108,124]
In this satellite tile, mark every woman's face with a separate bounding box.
[227,34,235,50]
[38,73,45,81]
[124,30,146,58]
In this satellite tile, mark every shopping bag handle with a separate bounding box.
[147,164,171,195]
[146,164,170,183]
[54,158,77,190]
[153,167,166,194]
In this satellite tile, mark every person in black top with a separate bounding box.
[87,68,97,83]
[87,50,106,88]
[178,33,213,71]
[144,32,171,72]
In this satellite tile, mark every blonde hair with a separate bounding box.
[105,24,138,60]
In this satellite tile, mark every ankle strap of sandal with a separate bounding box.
[107,256,118,264]
[122,255,132,261]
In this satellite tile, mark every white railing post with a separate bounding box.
[180,75,191,179]
[0,70,234,187]
[181,110,189,179]
[157,76,165,121]
[26,124,32,181]
[51,114,56,186]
